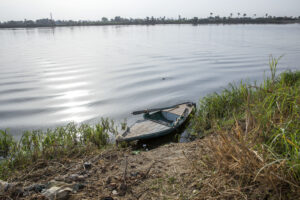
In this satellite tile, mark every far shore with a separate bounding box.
[1,17,299,29]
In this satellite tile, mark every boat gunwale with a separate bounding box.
[117,102,196,142]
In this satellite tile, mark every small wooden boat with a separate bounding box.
[116,102,196,142]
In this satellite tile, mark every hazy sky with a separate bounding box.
[0,0,299,21]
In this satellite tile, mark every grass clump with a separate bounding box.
[0,118,117,180]
[0,129,16,158]
[191,57,300,199]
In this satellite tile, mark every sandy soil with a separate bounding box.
[4,138,210,200]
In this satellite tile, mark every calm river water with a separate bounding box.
[0,24,300,136]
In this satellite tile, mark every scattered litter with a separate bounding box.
[131,150,140,155]
[84,162,92,170]
[112,190,118,195]
[42,186,72,200]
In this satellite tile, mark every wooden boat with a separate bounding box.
[116,102,196,142]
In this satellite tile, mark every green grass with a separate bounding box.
[191,56,300,181]
[0,129,15,158]
[0,118,117,180]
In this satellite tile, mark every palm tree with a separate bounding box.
[210,12,213,18]
[265,13,268,18]
[243,13,247,18]
[237,12,240,18]
[230,13,233,18]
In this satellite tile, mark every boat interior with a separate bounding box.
[144,111,180,127]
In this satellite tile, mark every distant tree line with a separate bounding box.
[0,15,299,28]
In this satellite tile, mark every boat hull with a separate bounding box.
[116,102,195,142]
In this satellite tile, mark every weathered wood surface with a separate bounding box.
[124,120,169,138]
[118,102,194,141]
[165,104,191,116]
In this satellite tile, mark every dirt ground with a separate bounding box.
[4,137,211,200]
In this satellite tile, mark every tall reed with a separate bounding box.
[0,118,117,180]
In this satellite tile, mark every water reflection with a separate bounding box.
[37,27,56,35]
[55,89,92,123]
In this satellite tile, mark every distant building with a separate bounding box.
[36,18,54,26]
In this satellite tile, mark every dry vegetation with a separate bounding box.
[190,57,300,199]
[1,139,211,200]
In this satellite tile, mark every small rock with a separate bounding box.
[42,186,72,200]
[68,174,85,182]
[64,178,72,184]
[55,176,64,182]
[77,175,85,181]
[130,172,138,177]
[72,183,85,192]
[193,189,197,194]
[101,197,114,200]
[84,162,92,170]
[112,190,118,195]
[69,174,78,180]
[46,180,69,188]
[83,174,89,178]
[24,184,46,193]
[0,180,9,193]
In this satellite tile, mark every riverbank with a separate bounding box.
[1,139,212,200]
[1,58,300,199]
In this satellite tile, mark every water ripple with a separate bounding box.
[0,95,61,104]
[0,80,37,86]
[0,24,300,135]
[0,87,37,95]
